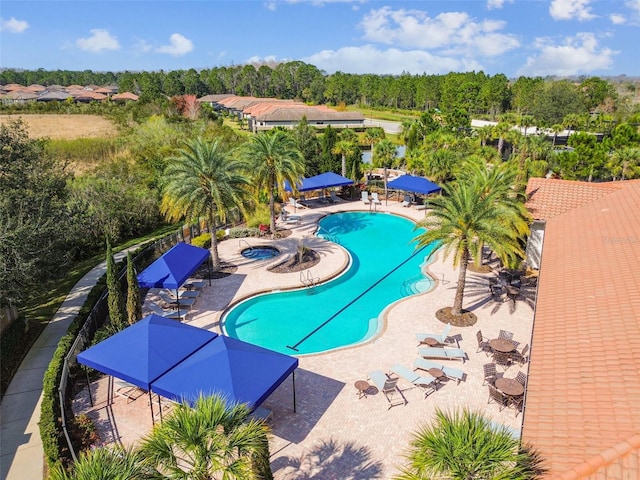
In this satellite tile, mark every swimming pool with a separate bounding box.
[222,212,436,355]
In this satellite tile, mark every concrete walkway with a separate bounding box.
[0,249,133,480]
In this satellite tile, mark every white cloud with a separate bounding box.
[627,0,640,14]
[0,17,29,33]
[76,29,119,52]
[487,0,513,10]
[133,38,153,53]
[303,44,483,75]
[516,32,617,76]
[609,13,626,24]
[359,7,519,56]
[156,33,193,56]
[549,0,596,21]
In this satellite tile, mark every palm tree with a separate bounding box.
[373,139,397,201]
[494,121,512,159]
[396,409,546,480]
[364,127,385,179]
[606,146,640,180]
[476,125,494,147]
[162,138,252,271]
[240,130,305,235]
[414,179,525,317]
[332,139,359,178]
[140,395,272,480]
[48,446,151,480]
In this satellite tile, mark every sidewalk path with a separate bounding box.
[0,249,133,480]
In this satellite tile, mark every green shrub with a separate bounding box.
[191,230,225,249]
[245,204,272,228]
[228,227,260,238]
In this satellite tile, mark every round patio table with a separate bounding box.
[495,377,524,396]
[355,380,370,399]
[490,338,515,353]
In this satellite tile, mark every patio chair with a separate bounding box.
[498,329,514,341]
[148,302,189,321]
[114,379,144,403]
[367,370,405,409]
[509,394,525,416]
[289,197,307,210]
[418,346,467,363]
[329,191,340,203]
[390,364,437,397]
[361,191,371,205]
[476,330,491,356]
[416,323,452,345]
[279,210,301,225]
[493,351,513,370]
[183,280,207,291]
[371,192,382,205]
[511,344,529,366]
[488,385,509,411]
[401,194,412,207]
[483,363,498,386]
[157,290,196,309]
[515,371,528,387]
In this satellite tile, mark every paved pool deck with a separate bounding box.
[73,197,536,479]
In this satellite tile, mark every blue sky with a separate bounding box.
[1,0,639,78]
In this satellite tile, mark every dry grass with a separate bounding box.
[0,114,118,140]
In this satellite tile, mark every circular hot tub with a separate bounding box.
[241,246,281,261]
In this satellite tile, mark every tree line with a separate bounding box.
[3,64,638,125]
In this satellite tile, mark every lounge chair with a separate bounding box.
[164,288,199,300]
[371,192,382,205]
[367,370,405,408]
[157,290,196,309]
[279,210,301,225]
[183,280,207,291]
[413,358,464,385]
[114,379,144,403]
[289,197,307,210]
[390,364,437,397]
[249,406,273,424]
[329,191,340,203]
[361,191,371,205]
[401,194,412,207]
[416,323,452,345]
[148,301,189,321]
[418,346,467,363]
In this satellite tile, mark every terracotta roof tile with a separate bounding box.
[522,178,640,477]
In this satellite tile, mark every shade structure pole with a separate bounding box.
[292,371,297,413]
[85,367,93,407]
[149,391,155,425]
[175,288,181,322]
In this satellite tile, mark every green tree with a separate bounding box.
[396,409,546,480]
[162,138,252,270]
[0,120,71,307]
[606,146,640,180]
[414,179,525,317]
[106,241,126,333]
[291,116,322,176]
[48,446,150,480]
[332,139,359,178]
[241,130,305,235]
[141,395,273,480]
[364,127,385,178]
[373,139,397,200]
[125,251,142,325]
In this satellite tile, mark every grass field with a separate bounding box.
[0,114,118,140]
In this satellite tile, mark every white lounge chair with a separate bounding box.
[361,191,371,205]
[371,192,382,205]
[289,197,307,210]
[157,290,196,309]
[183,280,207,291]
[390,364,437,397]
[418,346,467,363]
[148,302,189,321]
[367,370,405,408]
[164,288,199,300]
[416,323,452,345]
[329,191,340,203]
[401,194,412,207]
[413,358,464,384]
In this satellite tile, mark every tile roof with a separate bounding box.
[522,178,640,478]
[525,178,623,220]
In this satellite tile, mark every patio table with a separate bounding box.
[490,338,515,353]
[495,377,524,397]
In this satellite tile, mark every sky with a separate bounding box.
[1,0,639,78]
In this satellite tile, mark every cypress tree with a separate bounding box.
[106,240,126,333]
[125,251,142,325]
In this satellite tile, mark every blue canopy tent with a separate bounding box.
[284,171,353,193]
[77,314,217,422]
[137,242,211,319]
[387,174,441,196]
[151,335,299,412]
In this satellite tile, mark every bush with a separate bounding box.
[191,230,226,249]
[227,227,260,238]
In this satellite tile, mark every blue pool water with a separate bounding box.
[241,246,280,260]
[223,212,436,355]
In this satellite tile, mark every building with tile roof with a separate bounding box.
[523,178,640,479]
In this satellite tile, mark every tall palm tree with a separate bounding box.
[140,395,272,480]
[48,446,151,480]
[396,409,546,480]
[494,121,512,159]
[332,139,359,178]
[162,138,252,271]
[373,138,397,201]
[607,146,640,180]
[414,179,525,317]
[240,130,305,235]
[364,127,385,179]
